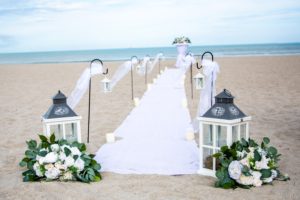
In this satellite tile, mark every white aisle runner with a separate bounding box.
[95,68,199,175]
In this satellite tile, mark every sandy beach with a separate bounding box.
[0,55,299,200]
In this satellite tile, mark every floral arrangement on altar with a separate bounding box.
[19,134,101,183]
[213,137,289,189]
[172,36,191,45]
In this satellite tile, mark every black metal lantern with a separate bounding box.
[42,90,82,142]
[197,89,251,176]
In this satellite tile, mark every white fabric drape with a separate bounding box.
[67,62,103,109]
[110,60,135,90]
[175,44,188,68]
[137,53,163,75]
[197,59,220,116]
[95,68,199,175]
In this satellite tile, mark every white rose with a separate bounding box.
[44,163,54,170]
[240,158,250,168]
[255,155,270,170]
[237,150,247,158]
[59,151,66,161]
[271,170,278,178]
[55,162,67,170]
[62,171,73,181]
[43,152,58,164]
[74,158,85,171]
[228,161,243,180]
[64,156,75,167]
[263,177,273,183]
[50,144,60,152]
[253,178,263,187]
[33,162,44,177]
[45,167,60,179]
[70,147,81,156]
[237,175,254,185]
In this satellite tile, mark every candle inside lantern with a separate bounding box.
[160,69,164,74]
[165,66,168,70]
[181,99,188,108]
[106,133,115,143]
[134,97,140,107]
[157,74,161,78]
[153,78,157,83]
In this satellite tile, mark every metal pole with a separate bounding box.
[190,62,193,99]
[145,60,148,85]
[130,56,137,100]
[87,64,92,143]
[87,59,105,143]
[158,58,161,74]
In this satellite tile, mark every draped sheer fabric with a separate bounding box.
[175,44,188,68]
[67,62,103,109]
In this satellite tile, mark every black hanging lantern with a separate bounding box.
[42,90,82,142]
[197,89,251,176]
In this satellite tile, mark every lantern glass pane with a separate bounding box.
[232,125,239,142]
[240,124,247,139]
[203,124,213,146]
[203,147,214,170]
[65,123,78,142]
[216,125,227,147]
[50,124,63,140]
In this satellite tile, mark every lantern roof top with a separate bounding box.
[194,72,205,78]
[43,90,78,119]
[201,89,248,120]
[101,77,111,83]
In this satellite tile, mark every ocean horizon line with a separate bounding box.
[0,43,300,64]
[1,42,299,55]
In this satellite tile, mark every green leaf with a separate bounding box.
[39,135,48,143]
[212,152,222,158]
[268,147,278,157]
[25,150,36,159]
[254,150,262,161]
[26,140,37,150]
[19,161,27,167]
[73,155,79,161]
[50,134,56,144]
[64,147,71,157]
[93,163,101,171]
[241,138,248,147]
[248,139,257,147]
[221,146,228,152]
[38,150,48,157]
[261,169,272,179]
[263,137,270,145]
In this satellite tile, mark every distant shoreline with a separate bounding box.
[0,43,299,64]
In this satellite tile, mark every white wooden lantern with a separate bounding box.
[42,91,82,143]
[197,89,251,177]
[101,76,111,93]
[193,72,205,90]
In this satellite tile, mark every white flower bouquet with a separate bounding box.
[172,36,191,45]
[19,134,101,183]
[213,137,289,189]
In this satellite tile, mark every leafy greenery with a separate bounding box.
[212,137,289,189]
[19,133,102,183]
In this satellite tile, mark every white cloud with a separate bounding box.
[0,0,299,52]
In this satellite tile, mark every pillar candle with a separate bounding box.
[106,133,115,143]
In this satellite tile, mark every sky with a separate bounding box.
[0,0,300,53]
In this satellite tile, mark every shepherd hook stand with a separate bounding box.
[87,59,108,143]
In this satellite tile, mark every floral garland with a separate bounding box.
[213,137,289,189]
[19,134,101,183]
[172,36,191,45]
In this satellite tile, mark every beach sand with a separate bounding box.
[0,55,299,200]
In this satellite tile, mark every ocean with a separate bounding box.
[0,43,299,64]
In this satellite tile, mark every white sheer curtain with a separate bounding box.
[137,53,163,75]
[67,62,103,109]
[192,59,220,132]
[110,60,135,90]
[175,44,188,68]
